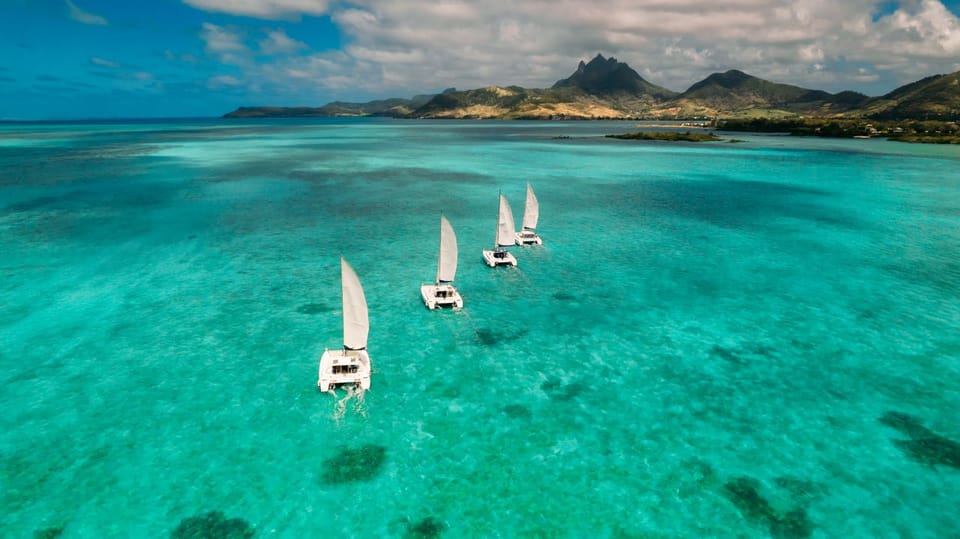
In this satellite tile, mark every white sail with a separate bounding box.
[522,183,539,231]
[340,257,368,350]
[437,214,458,283]
[497,193,516,247]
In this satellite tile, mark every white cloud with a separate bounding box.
[259,29,308,55]
[195,0,960,102]
[66,0,107,26]
[208,74,242,88]
[182,0,329,20]
[199,23,254,67]
[90,57,120,68]
[200,23,247,53]
[869,0,960,58]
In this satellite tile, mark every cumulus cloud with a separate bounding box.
[201,23,247,53]
[207,74,243,88]
[195,0,960,101]
[183,0,329,20]
[259,29,308,55]
[66,0,107,26]
[200,23,252,66]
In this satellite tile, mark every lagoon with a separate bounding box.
[2,118,958,537]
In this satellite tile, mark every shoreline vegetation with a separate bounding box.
[606,118,960,144]
[717,118,960,144]
[605,131,723,142]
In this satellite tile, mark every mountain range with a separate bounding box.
[224,54,960,121]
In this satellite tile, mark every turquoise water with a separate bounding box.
[2,118,959,538]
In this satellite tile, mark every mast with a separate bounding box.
[494,191,501,250]
[436,212,443,284]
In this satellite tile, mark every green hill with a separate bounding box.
[222,56,959,123]
[673,70,868,116]
[863,72,960,120]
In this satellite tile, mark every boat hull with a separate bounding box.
[318,349,371,392]
[515,230,542,246]
[420,283,464,309]
[482,249,517,267]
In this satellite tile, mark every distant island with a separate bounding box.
[225,54,960,142]
[606,131,722,142]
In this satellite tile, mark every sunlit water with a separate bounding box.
[2,118,959,538]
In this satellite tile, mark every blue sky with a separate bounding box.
[1,0,959,119]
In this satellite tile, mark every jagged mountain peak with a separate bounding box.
[553,54,676,99]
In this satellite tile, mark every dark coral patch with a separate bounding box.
[723,477,777,522]
[474,327,528,346]
[319,444,387,485]
[541,378,587,401]
[474,328,499,346]
[770,509,814,539]
[723,476,813,538]
[503,404,532,418]
[880,411,960,469]
[710,345,746,364]
[170,511,254,539]
[404,516,446,538]
[556,380,587,401]
[296,303,331,315]
[894,438,960,469]
[34,528,64,539]
[879,411,932,438]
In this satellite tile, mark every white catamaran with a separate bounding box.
[318,257,371,392]
[515,182,543,246]
[482,193,518,267]
[421,214,464,309]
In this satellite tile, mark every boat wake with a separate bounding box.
[331,384,367,421]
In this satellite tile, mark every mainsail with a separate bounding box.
[340,257,369,350]
[522,183,539,231]
[496,194,516,247]
[437,214,458,283]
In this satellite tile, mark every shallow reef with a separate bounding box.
[879,411,960,469]
[724,477,777,522]
[502,403,532,418]
[770,509,814,539]
[404,516,446,538]
[33,528,64,539]
[319,444,387,485]
[710,345,746,364]
[474,327,529,346]
[540,378,587,401]
[879,411,932,438]
[170,511,254,539]
[722,476,813,538]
